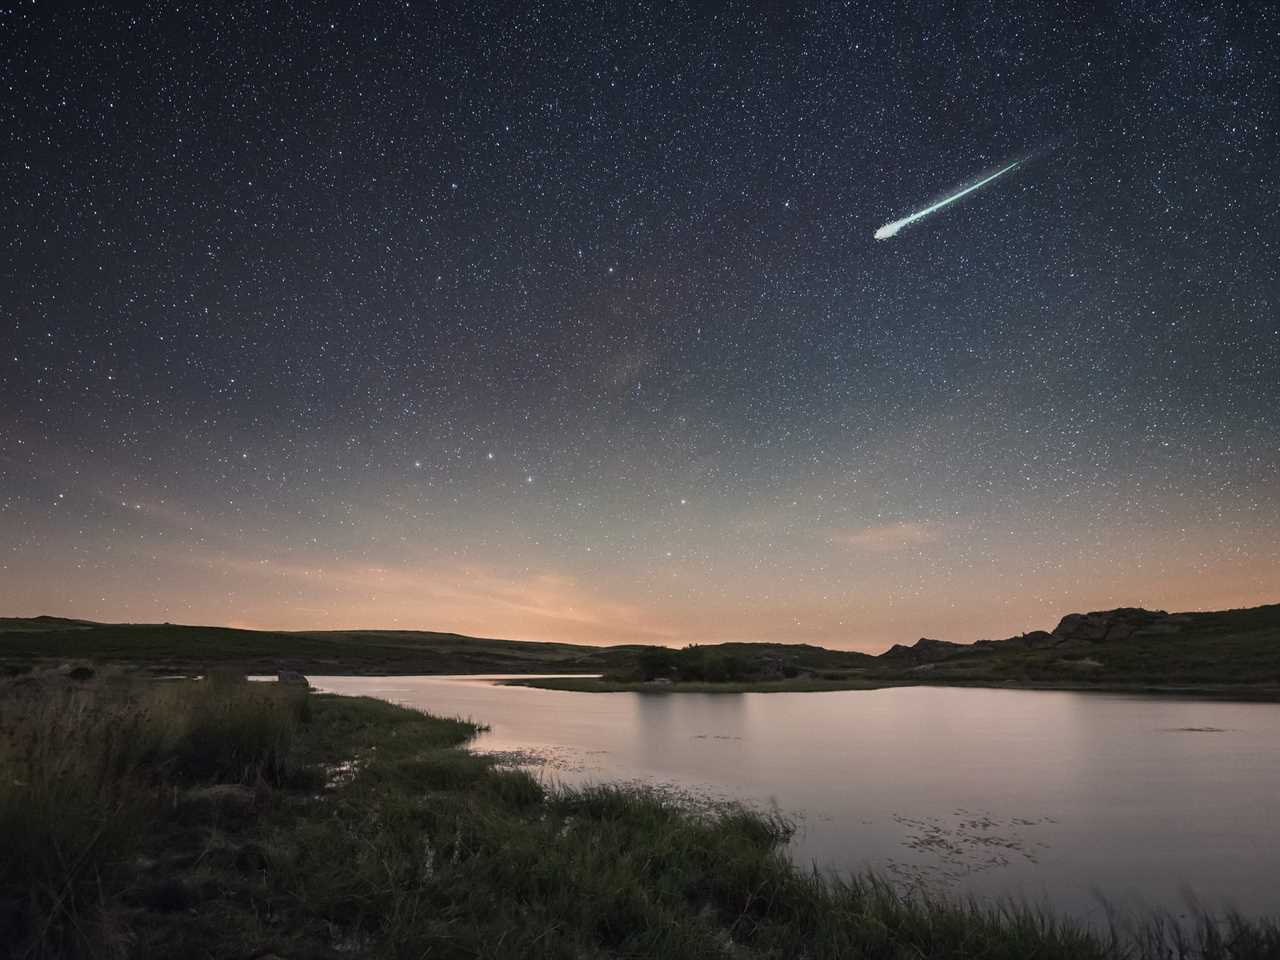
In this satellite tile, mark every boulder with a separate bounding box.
[1052,613,1108,641]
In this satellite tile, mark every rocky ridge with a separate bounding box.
[879,607,1190,664]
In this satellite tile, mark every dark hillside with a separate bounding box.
[0,619,636,676]
[2,603,1277,696]
[863,604,1280,694]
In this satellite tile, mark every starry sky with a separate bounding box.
[2,3,1278,651]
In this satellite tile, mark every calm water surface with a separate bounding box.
[309,676,1280,922]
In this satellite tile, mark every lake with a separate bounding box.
[307,676,1280,923]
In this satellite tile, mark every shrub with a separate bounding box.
[635,645,678,680]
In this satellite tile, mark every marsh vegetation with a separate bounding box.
[3,669,1278,958]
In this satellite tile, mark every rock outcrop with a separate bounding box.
[879,607,1189,662]
[1051,608,1174,643]
[881,637,977,663]
[975,630,1057,650]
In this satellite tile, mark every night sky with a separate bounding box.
[3,3,1278,650]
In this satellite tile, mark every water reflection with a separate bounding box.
[307,676,1280,922]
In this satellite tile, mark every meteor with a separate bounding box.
[874,160,1022,240]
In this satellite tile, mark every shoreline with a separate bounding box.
[502,674,1280,702]
[12,656,1280,702]
[10,650,1280,701]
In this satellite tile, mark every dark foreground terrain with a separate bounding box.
[6,602,1278,700]
[3,671,1277,959]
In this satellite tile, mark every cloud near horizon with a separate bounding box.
[833,522,939,552]
[179,551,680,645]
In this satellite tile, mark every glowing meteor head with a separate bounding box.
[874,219,904,240]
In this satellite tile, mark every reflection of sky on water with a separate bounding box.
[309,676,1280,923]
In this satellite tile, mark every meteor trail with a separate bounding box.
[874,160,1021,240]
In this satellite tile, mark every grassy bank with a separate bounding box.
[3,670,1279,958]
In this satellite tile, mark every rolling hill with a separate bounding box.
[2,603,1277,698]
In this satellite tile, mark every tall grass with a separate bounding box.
[171,670,308,782]
[3,675,1278,959]
[0,671,308,957]
[259,753,1280,960]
